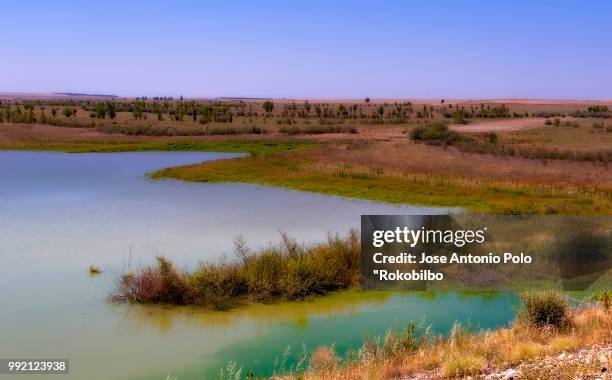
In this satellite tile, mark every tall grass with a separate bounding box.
[152,151,612,215]
[292,293,611,379]
[109,231,360,309]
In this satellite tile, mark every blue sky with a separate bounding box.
[2,0,611,98]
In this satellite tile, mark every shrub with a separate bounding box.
[243,250,284,301]
[381,322,418,356]
[155,256,191,304]
[410,122,462,145]
[588,291,612,310]
[519,290,570,327]
[309,347,337,373]
[110,231,360,309]
[190,261,247,309]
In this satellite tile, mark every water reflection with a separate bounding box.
[117,290,393,333]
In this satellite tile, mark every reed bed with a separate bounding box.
[109,231,360,310]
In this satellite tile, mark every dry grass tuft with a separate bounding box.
[441,354,486,377]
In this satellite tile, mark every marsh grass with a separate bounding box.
[152,151,611,214]
[109,231,360,309]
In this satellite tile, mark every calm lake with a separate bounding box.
[0,151,519,380]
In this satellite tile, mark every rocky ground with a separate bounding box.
[486,344,610,380]
[408,344,610,380]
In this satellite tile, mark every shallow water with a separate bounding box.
[0,151,519,379]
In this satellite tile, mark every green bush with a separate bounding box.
[190,262,247,309]
[410,123,462,145]
[519,290,570,327]
[156,256,190,304]
[588,291,612,310]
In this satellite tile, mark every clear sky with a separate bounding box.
[3,0,611,99]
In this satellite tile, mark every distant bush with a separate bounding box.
[588,291,612,310]
[410,123,466,146]
[519,290,570,328]
[587,105,609,113]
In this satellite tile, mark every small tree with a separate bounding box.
[262,100,274,113]
[364,97,370,104]
[106,102,116,119]
[63,107,75,117]
[95,103,106,119]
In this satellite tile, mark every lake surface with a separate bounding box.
[0,151,520,380]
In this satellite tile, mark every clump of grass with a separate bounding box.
[518,290,571,328]
[441,354,485,377]
[308,346,338,373]
[549,336,580,352]
[509,341,546,363]
[381,322,418,357]
[109,231,360,309]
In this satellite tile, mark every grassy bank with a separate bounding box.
[0,138,309,154]
[110,231,360,310]
[282,291,611,380]
[151,151,611,214]
[2,118,610,213]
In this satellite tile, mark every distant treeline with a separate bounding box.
[1,98,610,126]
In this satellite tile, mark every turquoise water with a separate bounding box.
[0,151,519,380]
